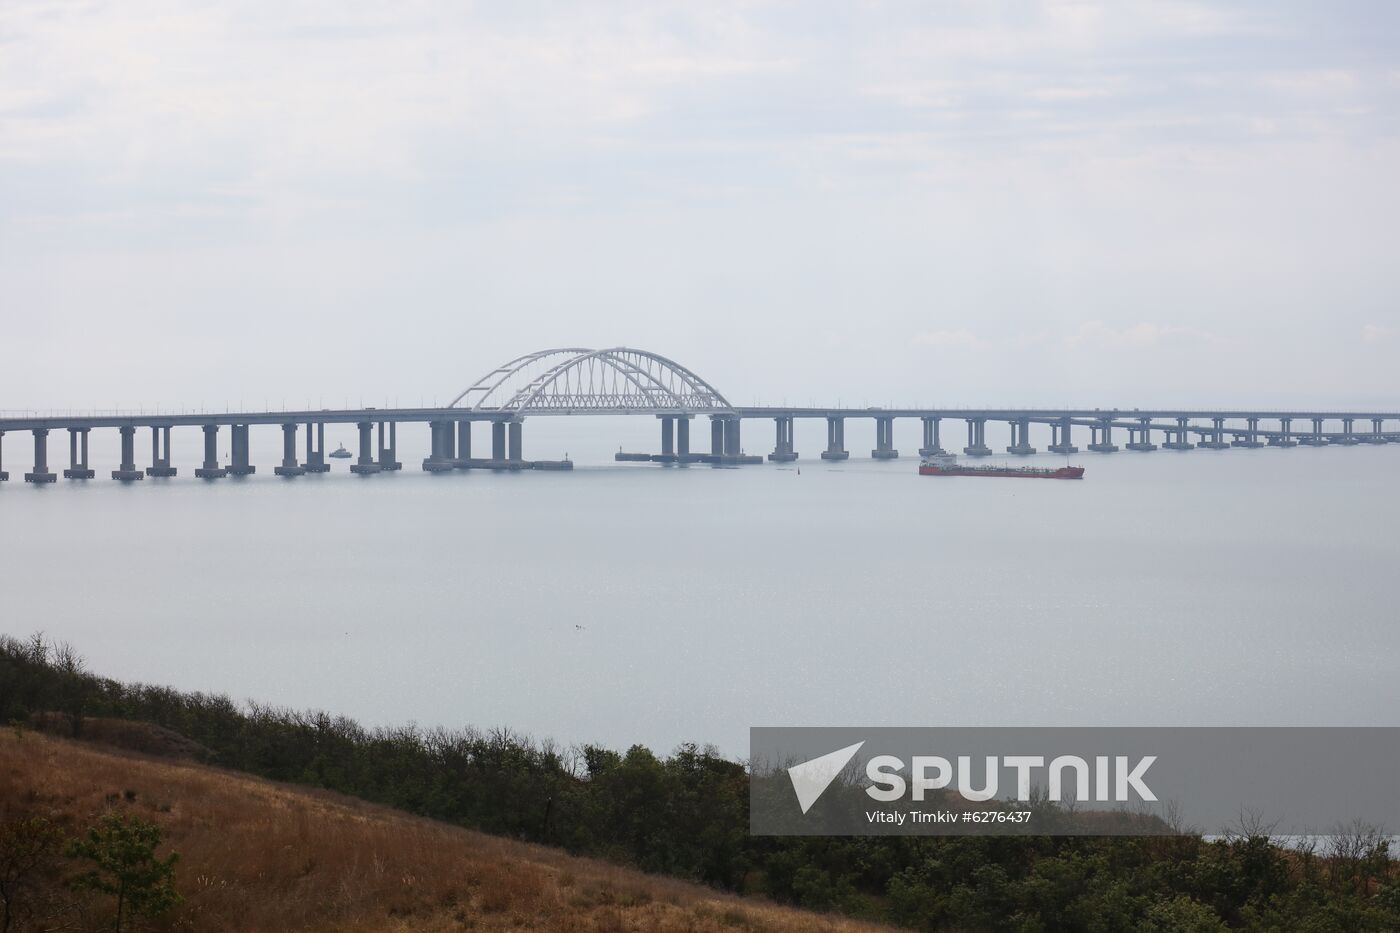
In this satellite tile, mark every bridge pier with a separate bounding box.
[0,431,7,482]
[871,416,899,459]
[1334,418,1359,446]
[1164,417,1194,450]
[768,416,797,462]
[1048,418,1078,454]
[963,418,991,457]
[676,416,696,460]
[821,417,848,460]
[146,425,177,476]
[508,421,523,464]
[658,416,676,461]
[1087,420,1118,453]
[1006,418,1036,455]
[492,421,507,461]
[196,425,226,478]
[378,422,402,470]
[423,420,456,472]
[1268,417,1297,447]
[351,421,381,474]
[1231,416,1264,448]
[226,424,256,475]
[25,428,56,483]
[65,428,94,479]
[454,421,473,467]
[723,418,741,457]
[918,417,944,456]
[1126,418,1157,451]
[1299,417,1327,446]
[1362,418,1388,444]
[1199,417,1230,450]
[303,422,329,472]
[112,425,144,480]
[275,423,306,476]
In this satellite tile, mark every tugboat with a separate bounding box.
[919,453,1084,480]
[329,444,352,459]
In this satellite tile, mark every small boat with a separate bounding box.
[919,453,1084,480]
[329,445,352,459]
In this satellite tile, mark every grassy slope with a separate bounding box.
[2,729,890,932]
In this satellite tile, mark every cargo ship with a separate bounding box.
[919,453,1084,480]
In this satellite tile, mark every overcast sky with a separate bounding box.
[3,1,1398,410]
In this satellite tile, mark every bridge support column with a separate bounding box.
[768,416,798,462]
[112,425,144,480]
[1268,417,1297,448]
[1299,417,1327,446]
[492,421,507,462]
[676,417,691,458]
[1231,416,1264,448]
[658,416,676,461]
[1126,418,1157,451]
[1048,418,1078,454]
[146,425,176,476]
[1007,418,1036,455]
[423,420,456,472]
[454,421,473,467]
[871,416,899,459]
[723,418,741,458]
[275,423,305,476]
[1199,417,1229,449]
[710,417,724,457]
[64,428,94,479]
[1334,417,1359,445]
[225,424,255,475]
[25,428,56,483]
[508,421,523,465]
[1362,417,1388,444]
[1164,417,1194,450]
[821,417,848,460]
[1088,420,1118,453]
[377,422,402,470]
[303,422,329,472]
[351,421,381,474]
[963,418,991,456]
[195,425,226,478]
[918,417,944,456]
[0,431,7,482]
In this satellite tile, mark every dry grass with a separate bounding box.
[1,728,892,932]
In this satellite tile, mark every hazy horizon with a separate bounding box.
[3,1,1398,410]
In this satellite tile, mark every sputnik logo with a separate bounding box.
[787,741,865,814]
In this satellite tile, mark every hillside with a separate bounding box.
[0,728,890,932]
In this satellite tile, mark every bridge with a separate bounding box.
[1,346,1397,483]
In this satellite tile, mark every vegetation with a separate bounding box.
[3,633,1398,931]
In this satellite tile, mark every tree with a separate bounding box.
[67,814,180,932]
[0,816,63,933]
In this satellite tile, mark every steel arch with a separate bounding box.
[448,347,733,414]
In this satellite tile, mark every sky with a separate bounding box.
[2,0,1398,411]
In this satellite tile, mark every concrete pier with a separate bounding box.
[112,425,144,481]
[226,424,256,475]
[821,417,849,460]
[146,425,177,477]
[65,428,95,479]
[1362,418,1388,444]
[768,415,797,462]
[508,421,523,463]
[963,418,992,457]
[275,423,306,476]
[1087,420,1119,453]
[1199,417,1230,450]
[422,420,456,472]
[1048,418,1078,454]
[1163,417,1194,450]
[0,431,8,481]
[454,421,473,468]
[1126,418,1158,452]
[1268,417,1298,447]
[918,416,944,456]
[871,416,899,459]
[302,422,330,472]
[1332,418,1360,446]
[195,425,226,478]
[1231,416,1264,448]
[1298,417,1327,446]
[25,428,56,483]
[677,417,691,458]
[374,422,401,470]
[659,416,676,461]
[351,421,381,474]
[1007,417,1037,455]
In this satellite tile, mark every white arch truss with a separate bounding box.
[448,347,733,414]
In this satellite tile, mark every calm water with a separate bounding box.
[2,417,1396,757]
